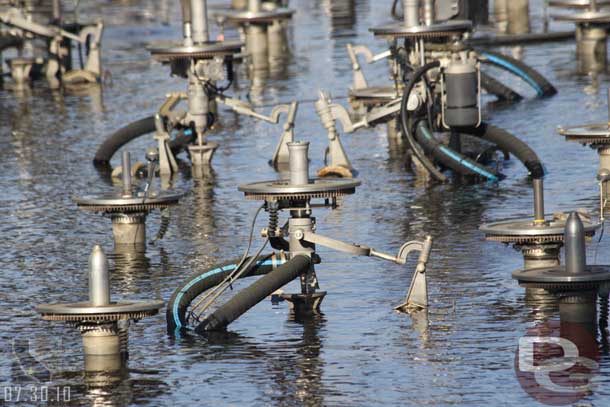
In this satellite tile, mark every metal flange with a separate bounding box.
[148,40,243,62]
[369,20,472,39]
[37,300,164,321]
[558,122,610,144]
[74,191,182,213]
[239,178,360,201]
[513,265,610,290]
[549,0,610,8]
[552,10,610,23]
[550,0,610,8]
[214,8,294,23]
[480,214,599,243]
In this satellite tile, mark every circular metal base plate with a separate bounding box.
[513,265,610,290]
[549,0,610,8]
[74,191,182,213]
[349,86,399,104]
[370,20,472,38]
[239,178,361,200]
[558,122,610,144]
[148,40,242,61]
[552,10,610,23]
[214,8,294,23]
[37,300,164,321]
[480,215,599,243]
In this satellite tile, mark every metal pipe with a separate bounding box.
[564,212,586,275]
[190,0,209,44]
[607,87,610,123]
[248,0,261,12]
[180,0,193,42]
[402,0,420,28]
[288,142,310,185]
[121,151,132,197]
[88,245,111,307]
[422,0,434,26]
[533,178,545,223]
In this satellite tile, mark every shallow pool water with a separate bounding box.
[1,0,610,406]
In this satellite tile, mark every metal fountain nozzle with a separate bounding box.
[36,245,163,371]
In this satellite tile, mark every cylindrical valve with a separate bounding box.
[190,0,209,44]
[443,60,479,128]
[288,142,310,185]
[402,0,420,28]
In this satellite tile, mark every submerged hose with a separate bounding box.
[195,255,311,333]
[480,51,556,97]
[166,254,284,331]
[93,116,195,167]
[468,123,545,179]
[400,60,447,182]
[414,121,502,182]
[480,71,522,102]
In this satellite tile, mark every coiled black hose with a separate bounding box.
[400,60,447,182]
[166,254,281,331]
[468,123,545,179]
[93,116,195,168]
[195,255,311,333]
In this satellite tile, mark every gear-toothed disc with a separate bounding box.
[148,40,242,61]
[370,20,472,38]
[239,178,360,201]
[480,215,599,244]
[214,8,294,23]
[74,191,182,213]
[557,122,610,144]
[552,10,610,23]
[37,300,164,322]
[513,265,610,291]
[549,0,610,8]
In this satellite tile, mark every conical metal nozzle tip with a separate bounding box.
[565,212,587,275]
[89,245,110,307]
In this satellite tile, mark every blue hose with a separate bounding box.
[480,52,544,96]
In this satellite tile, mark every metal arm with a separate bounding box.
[299,230,433,312]
[346,43,392,90]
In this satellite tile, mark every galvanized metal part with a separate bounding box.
[369,20,472,38]
[74,192,182,213]
[349,86,399,105]
[480,215,599,243]
[37,246,164,321]
[513,213,610,291]
[239,178,360,200]
[214,8,293,23]
[552,10,610,22]
[557,122,610,144]
[549,0,610,8]
[148,40,242,61]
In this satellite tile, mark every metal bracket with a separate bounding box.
[217,96,299,168]
[346,43,391,90]
[299,231,433,312]
[153,114,179,176]
[315,91,354,173]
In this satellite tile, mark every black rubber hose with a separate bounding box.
[166,254,280,332]
[468,122,545,179]
[93,116,195,167]
[195,255,311,333]
[400,60,448,182]
[414,121,502,181]
[480,51,557,97]
[0,35,22,52]
[480,71,523,102]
